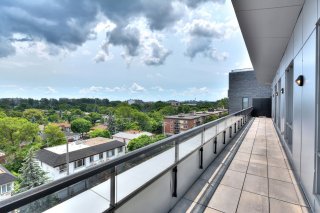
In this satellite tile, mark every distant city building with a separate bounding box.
[0,165,16,201]
[36,137,125,180]
[167,100,180,106]
[112,130,153,146]
[164,111,223,135]
[228,69,271,116]
[127,99,144,105]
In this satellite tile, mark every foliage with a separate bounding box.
[44,124,66,147]
[205,115,219,123]
[89,129,111,138]
[48,113,60,122]
[71,118,92,138]
[18,148,48,193]
[127,134,166,151]
[0,110,6,118]
[0,117,40,171]
[22,109,46,124]
[88,112,102,124]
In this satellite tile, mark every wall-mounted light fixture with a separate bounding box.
[281,88,284,94]
[295,75,304,86]
[275,91,279,96]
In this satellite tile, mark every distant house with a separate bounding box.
[112,130,153,146]
[0,165,16,201]
[36,137,125,180]
[0,152,6,164]
[52,122,71,133]
[64,132,81,142]
[127,99,143,105]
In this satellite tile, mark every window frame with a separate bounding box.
[242,97,249,109]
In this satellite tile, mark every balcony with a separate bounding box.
[0,108,309,213]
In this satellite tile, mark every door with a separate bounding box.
[252,98,271,117]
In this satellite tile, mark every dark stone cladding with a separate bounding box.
[36,140,125,167]
[228,70,271,113]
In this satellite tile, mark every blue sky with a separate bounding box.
[0,0,252,101]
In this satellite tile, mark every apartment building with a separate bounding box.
[164,111,224,135]
[36,137,125,180]
[228,69,271,116]
[112,130,153,146]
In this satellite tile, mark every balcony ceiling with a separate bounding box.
[232,0,304,84]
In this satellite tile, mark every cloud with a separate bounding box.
[151,86,164,92]
[183,18,236,61]
[46,86,57,94]
[79,85,127,94]
[130,83,146,93]
[0,0,98,57]
[0,37,16,57]
[142,38,172,66]
[182,0,225,8]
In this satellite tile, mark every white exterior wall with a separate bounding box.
[0,182,14,201]
[113,136,130,145]
[271,1,319,211]
[38,147,125,181]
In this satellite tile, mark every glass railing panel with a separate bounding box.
[204,126,217,142]
[115,141,175,203]
[179,133,202,159]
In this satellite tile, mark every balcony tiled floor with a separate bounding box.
[171,118,311,213]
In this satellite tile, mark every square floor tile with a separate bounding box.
[228,160,248,173]
[237,191,269,213]
[269,179,299,204]
[243,174,268,196]
[234,152,250,162]
[268,166,292,183]
[250,154,267,165]
[247,162,268,177]
[270,198,302,213]
[207,185,241,213]
[221,170,246,189]
[268,157,287,168]
[203,207,223,213]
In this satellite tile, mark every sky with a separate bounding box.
[0,0,252,101]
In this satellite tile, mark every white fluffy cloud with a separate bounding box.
[130,83,146,93]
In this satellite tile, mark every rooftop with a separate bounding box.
[0,165,16,185]
[112,131,153,140]
[165,111,223,120]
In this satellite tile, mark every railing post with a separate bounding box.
[174,140,179,163]
[234,123,236,133]
[214,137,217,154]
[199,147,203,169]
[172,166,177,197]
[110,166,116,210]
[223,130,226,144]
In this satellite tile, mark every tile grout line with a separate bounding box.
[234,118,259,213]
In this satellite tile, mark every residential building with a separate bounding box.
[52,122,71,133]
[112,130,153,146]
[127,99,143,105]
[167,100,180,106]
[0,165,16,201]
[228,69,271,116]
[36,137,125,180]
[164,111,223,135]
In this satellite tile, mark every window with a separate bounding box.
[1,184,7,194]
[99,153,104,159]
[107,150,115,158]
[242,97,249,109]
[59,164,67,173]
[74,159,85,169]
[118,147,123,153]
[90,156,94,162]
[7,183,11,192]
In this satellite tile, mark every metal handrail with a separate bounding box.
[0,107,253,212]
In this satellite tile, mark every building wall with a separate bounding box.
[38,147,125,180]
[228,70,271,113]
[271,1,319,211]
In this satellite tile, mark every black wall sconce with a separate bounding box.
[281,88,284,94]
[275,91,279,96]
[295,75,304,86]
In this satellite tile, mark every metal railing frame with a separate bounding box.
[0,107,253,212]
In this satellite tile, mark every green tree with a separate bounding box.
[44,124,66,147]
[89,112,102,124]
[205,115,219,123]
[127,134,166,151]
[48,114,60,122]
[0,110,6,118]
[18,148,48,192]
[0,117,40,163]
[23,109,45,124]
[71,118,92,138]
[89,129,111,138]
